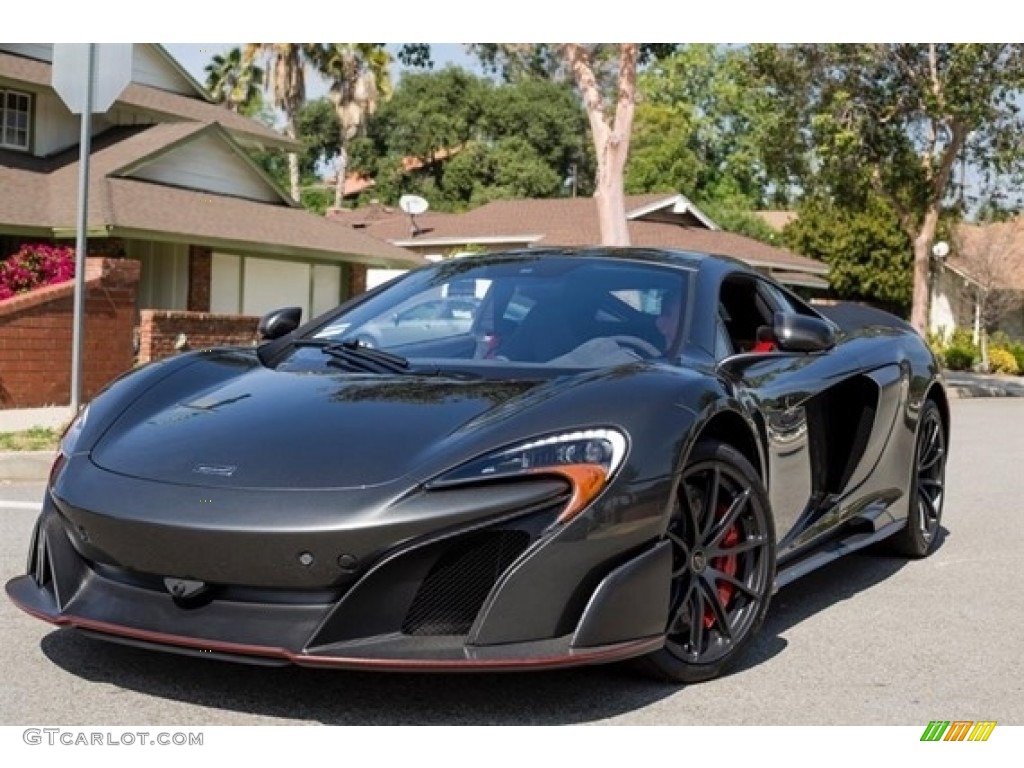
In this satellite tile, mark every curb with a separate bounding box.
[0,451,56,482]
[947,385,1024,399]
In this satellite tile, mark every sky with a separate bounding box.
[164,44,482,97]
[10,1,1011,44]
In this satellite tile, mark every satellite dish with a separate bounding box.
[399,195,429,215]
[399,195,429,236]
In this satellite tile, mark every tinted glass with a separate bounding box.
[310,256,692,368]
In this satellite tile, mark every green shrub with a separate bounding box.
[989,346,1021,375]
[1012,345,1024,374]
[925,329,947,364]
[944,344,977,371]
[949,327,976,348]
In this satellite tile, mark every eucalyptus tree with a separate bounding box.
[752,44,1024,332]
[472,44,678,246]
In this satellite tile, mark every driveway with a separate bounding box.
[1,399,1021,725]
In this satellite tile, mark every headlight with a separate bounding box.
[59,404,90,457]
[433,429,628,523]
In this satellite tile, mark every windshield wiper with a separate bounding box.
[288,338,478,378]
[318,340,411,374]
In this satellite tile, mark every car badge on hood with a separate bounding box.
[192,464,237,477]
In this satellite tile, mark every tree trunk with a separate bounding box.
[287,153,300,203]
[594,142,630,245]
[564,43,637,248]
[334,145,348,209]
[286,114,301,202]
[910,205,941,334]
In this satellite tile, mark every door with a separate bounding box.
[715,275,870,549]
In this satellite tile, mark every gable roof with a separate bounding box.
[0,125,420,267]
[0,48,294,150]
[340,195,828,281]
[110,122,297,207]
[626,193,718,229]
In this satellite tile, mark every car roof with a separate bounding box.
[441,246,753,275]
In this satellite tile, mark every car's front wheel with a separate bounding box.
[638,440,776,683]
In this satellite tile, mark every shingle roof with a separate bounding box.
[0,50,294,150]
[1,125,421,267]
[348,195,827,275]
[104,178,420,264]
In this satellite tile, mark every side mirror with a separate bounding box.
[773,311,836,353]
[258,307,302,341]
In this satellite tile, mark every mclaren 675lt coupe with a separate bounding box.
[6,248,949,682]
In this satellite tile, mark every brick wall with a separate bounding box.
[187,245,212,312]
[138,310,260,364]
[347,263,368,297]
[0,257,139,408]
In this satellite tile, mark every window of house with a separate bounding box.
[0,89,32,151]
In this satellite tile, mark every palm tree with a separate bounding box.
[243,43,321,201]
[317,44,393,208]
[203,48,263,114]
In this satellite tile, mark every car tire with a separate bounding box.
[636,440,776,684]
[890,399,946,559]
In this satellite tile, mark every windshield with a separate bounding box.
[304,255,692,370]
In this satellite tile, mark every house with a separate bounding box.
[0,43,421,323]
[930,218,1024,341]
[329,193,830,291]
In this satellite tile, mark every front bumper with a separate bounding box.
[6,577,661,670]
[7,469,674,671]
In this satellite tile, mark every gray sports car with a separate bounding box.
[6,248,949,682]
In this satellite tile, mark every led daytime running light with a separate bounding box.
[437,428,628,524]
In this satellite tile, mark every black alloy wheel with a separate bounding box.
[638,440,775,683]
[892,399,946,558]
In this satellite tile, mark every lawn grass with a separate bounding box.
[0,427,60,451]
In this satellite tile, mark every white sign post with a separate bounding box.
[51,44,131,413]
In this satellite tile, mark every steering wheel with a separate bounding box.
[604,335,663,358]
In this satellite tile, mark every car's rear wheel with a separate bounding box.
[638,440,775,683]
[890,399,946,558]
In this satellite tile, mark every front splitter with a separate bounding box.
[6,575,663,672]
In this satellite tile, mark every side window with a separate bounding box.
[719,276,774,353]
[399,301,443,322]
[760,279,826,319]
[758,281,796,315]
[714,317,734,360]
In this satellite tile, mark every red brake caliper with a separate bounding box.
[704,506,740,629]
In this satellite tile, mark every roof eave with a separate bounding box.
[747,256,830,276]
[626,193,720,231]
[99,226,425,269]
[150,44,216,104]
[390,235,544,248]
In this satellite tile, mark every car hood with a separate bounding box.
[91,353,544,490]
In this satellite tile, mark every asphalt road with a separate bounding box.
[1,398,1022,726]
